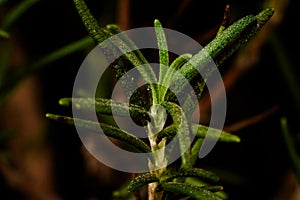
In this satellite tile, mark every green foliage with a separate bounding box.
[46,0,274,199]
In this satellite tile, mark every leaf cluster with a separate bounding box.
[46,0,274,199]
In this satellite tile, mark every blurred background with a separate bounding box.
[0,0,299,199]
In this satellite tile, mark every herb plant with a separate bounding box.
[46,0,274,199]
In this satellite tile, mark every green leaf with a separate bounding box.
[73,0,143,99]
[106,24,150,67]
[45,113,151,153]
[101,25,148,108]
[212,7,275,67]
[255,7,275,26]
[108,34,159,104]
[190,138,204,166]
[154,19,169,69]
[162,53,192,101]
[162,101,192,169]
[59,97,150,121]
[158,182,223,200]
[105,25,149,71]
[201,185,223,193]
[106,24,157,106]
[161,168,219,183]
[180,15,256,83]
[105,23,152,74]
[127,173,159,192]
[73,0,111,44]
[154,19,169,103]
[191,124,241,143]
[169,8,274,96]
[156,123,240,166]
[155,125,177,144]
[74,0,159,104]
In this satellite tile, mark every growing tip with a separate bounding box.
[232,135,241,143]
[255,7,275,25]
[221,132,241,143]
[154,19,163,28]
[45,113,71,124]
[58,98,71,106]
[45,113,54,119]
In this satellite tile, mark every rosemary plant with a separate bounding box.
[46,0,274,199]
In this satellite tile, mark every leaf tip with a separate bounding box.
[45,113,55,120]
[233,135,241,143]
[154,19,162,27]
[59,98,71,106]
[256,7,275,25]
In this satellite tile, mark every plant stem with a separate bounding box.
[148,182,163,200]
[147,104,167,200]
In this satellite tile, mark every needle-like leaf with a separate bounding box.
[170,8,274,95]
[162,101,192,169]
[191,124,241,143]
[161,168,219,183]
[73,0,159,104]
[158,182,223,200]
[154,19,169,103]
[45,113,151,153]
[59,97,150,121]
[128,173,159,192]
